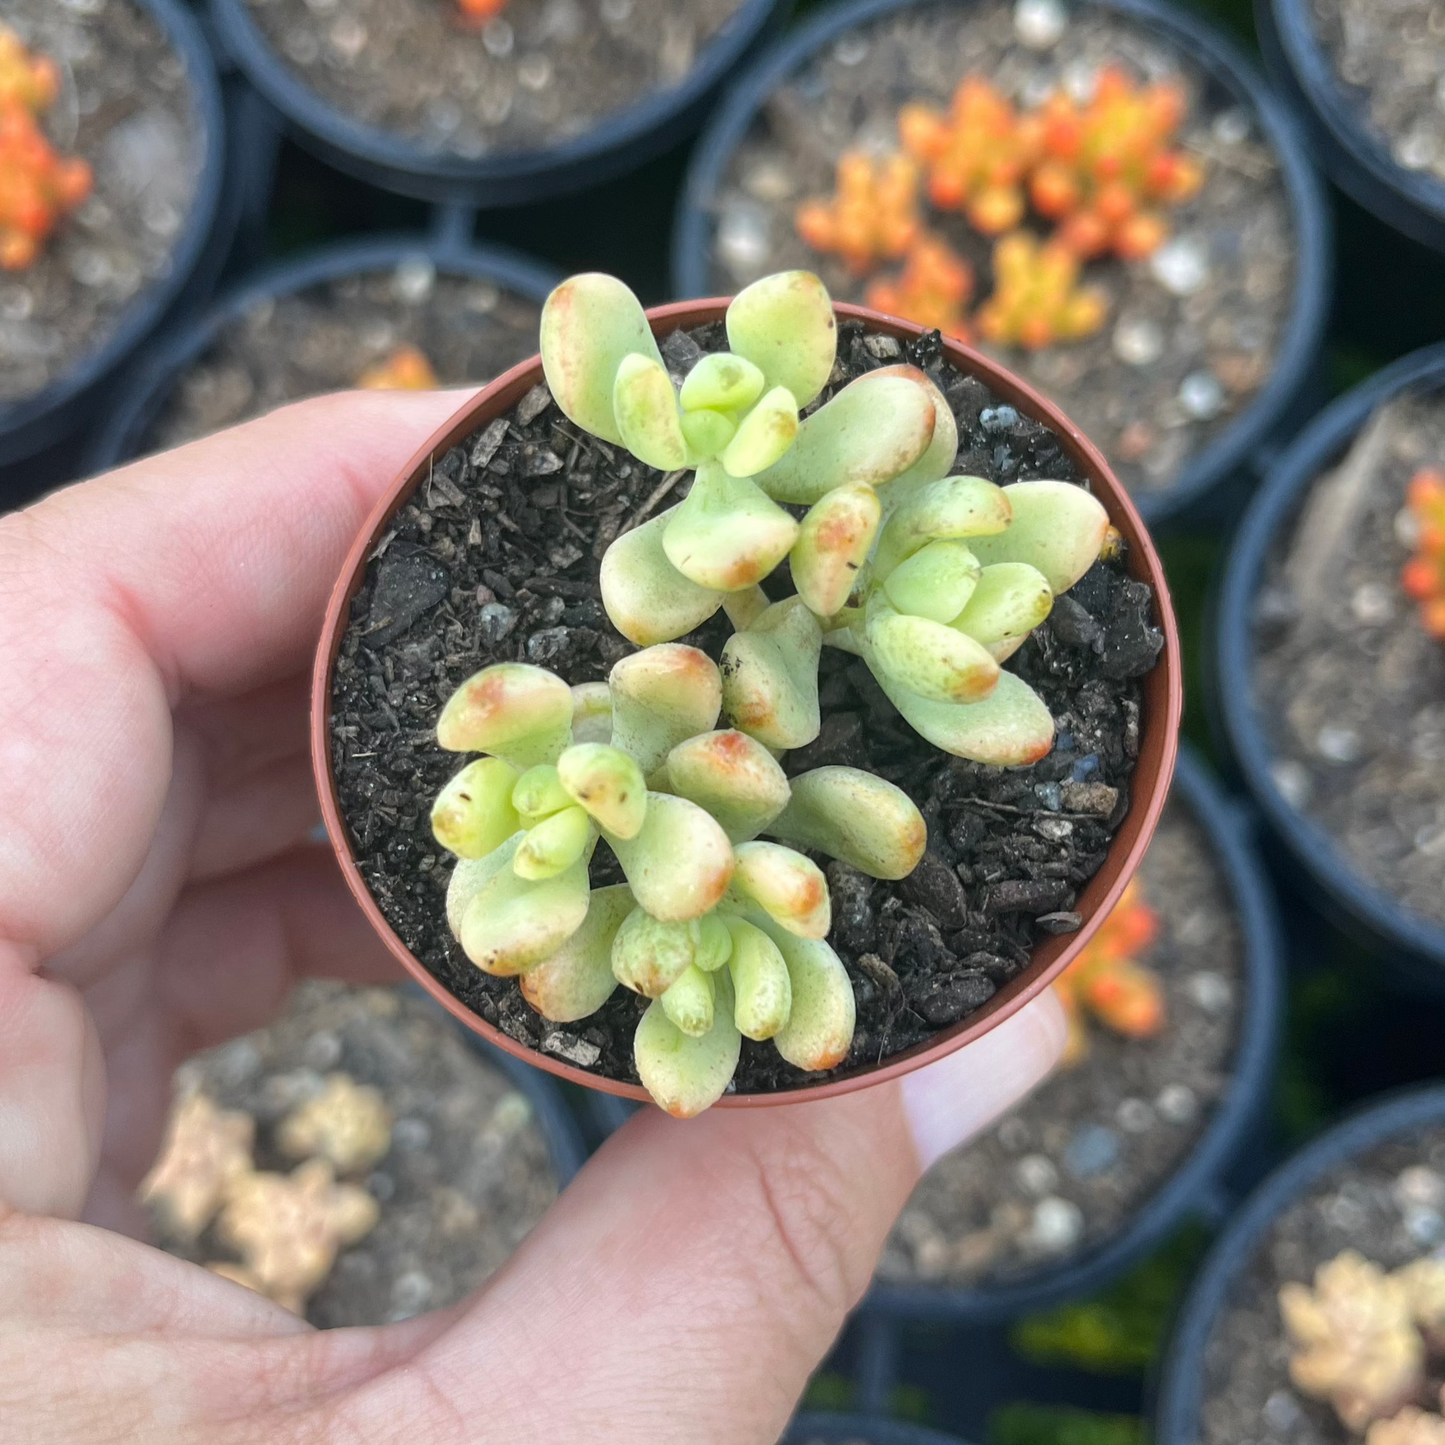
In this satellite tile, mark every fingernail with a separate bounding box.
[898,990,1067,1171]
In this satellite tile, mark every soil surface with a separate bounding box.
[1197,1124,1445,1445]
[329,318,1162,1096]
[877,795,1243,1289]
[243,0,746,157]
[151,981,561,1329]
[0,0,204,406]
[700,0,1296,501]
[143,260,542,452]
[1313,0,1445,188]
[1252,388,1445,930]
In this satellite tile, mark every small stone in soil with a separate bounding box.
[1029,1196,1084,1252]
[1063,1124,1121,1179]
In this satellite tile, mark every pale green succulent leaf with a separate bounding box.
[679,407,736,459]
[725,270,837,410]
[792,482,882,618]
[873,667,1056,766]
[965,481,1109,593]
[513,805,593,881]
[720,597,823,751]
[436,663,574,770]
[767,767,927,881]
[660,963,716,1038]
[694,911,734,972]
[665,729,791,843]
[662,460,800,593]
[608,643,723,778]
[520,884,632,1023]
[606,792,736,922]
[874,475,1012,578]
[882,539,981,624]
[569,682,613,745]
[728,842,831,939]
[557,742,647,839]
[599,508,726,645]
[612,907,700,997]
[634,973,741,1119]
[445,833,523,940]
[750,915,856,1073]
[457,853,591,976]
[678,351,766,414]
[511,764,572,823]
[951,562,1053,647]
[613,352,689,472]
[720,386,799,478]
[865,602,1001,705]
[723,915,793,1041]
[871,365,959,494]
[722,584,771,632]
[430,757,522,859]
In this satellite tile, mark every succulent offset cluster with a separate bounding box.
[1052,878,1163,1067]
[1401,467,1445,640]
[431,648,927,1117]
[357,343,439,391]
[795,69,1203,350]
[0,24,91,271]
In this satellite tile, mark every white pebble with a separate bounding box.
[1116,1097,1155,1133]
[1395,128,1440,171]
[1015,1153,1059,1197]
[1213,108,1250,146]
[1014,0,1068,50]
[518,54,553,91]
[1150,237,1210,296]
[1263,1392,1303,1431]
[717,205,771,280]
[1113,316,1164,367]
[1157,1083,1199,1125]
[1028,1196,1084,1252]
[1186,970,1234,1015]
[390,1270,433,1314]
[1179,370,1226,421]
[482,18,515,56]
[1399,1166,1445,1210]
[393,257,436,303]
[1316,724,1362,764]
[1351,581,1396,624]
[1405,1204,1445,1246]
[1271,758,1313,809]
[833,33,869,66]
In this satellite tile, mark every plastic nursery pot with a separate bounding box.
[1214,342,1445,989]
[84,233,560,474]
[1154,1083,1445,1442]
[1256,0,1445,254]
[860,743,1284,1322]
[310,297,1182,1109]
[786,1414,972,1445]
[0,0,227,468]
[672,0,1333,532]
[205,0,793,207]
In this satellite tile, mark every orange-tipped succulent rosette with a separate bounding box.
[357,344,440,391]
[1401,467,1445,640]
[976,231,1108,351]
[0,100,92,272]
[0,23,59,113]
[866,234,975,341]
[795,150,922,277]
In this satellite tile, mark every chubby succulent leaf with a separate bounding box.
[660,964,716,1038]
[557,742,647,839]
[873,667,1056,766]
[540,274,662,446]
[720,386,800,478]
[679,408,736,458]
[608,644,723,778]
[725,270,837,409]
[430,757,521,859]
[607,792,735,922]
[753,916,856,1073]
[665,729,791,842]
[873,475,1011,578]
[951,562,1053,648]
[753,370,940,505]
[599,508,725,646]
[512,764,572,822]
[722,585,771,632]
[513,805,593,881]
[634,970,741,1119]
[883,539,981,624]
[724,915,793,1041]
[865,602,1000,704]
[569,682,613,745]
[966,480,1110,593]
[520,884,632,1022]
[693,911,735,972]
[871,366,959,494]
[457,854,592,976]
[678,351,767,414]
[792,482,882,618]
[720,597,823,751]
[768,766,927,881]
[728,842,831,939]
[613,353,689,471]
[612,907,700,997]
[662,460,800,593]
[436,663,574,770]
[445,834,523,940]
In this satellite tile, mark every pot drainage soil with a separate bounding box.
[146,981,560,1328]
[144,260,542,452]
[703,0,1295,500]
[875,792,1242,1287]
[1251,388,1445,931]
[328,317,1163,1096]
[1196,1124,1445,1445]
[1312,0,1445,186]
[243,0,747,157]
[0,1,204,405]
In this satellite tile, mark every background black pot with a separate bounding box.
[672,0,1332,531]
[1256,0,1445,254]
[1213,342,1445,992]
[206,0,794,206]
[1153,1083,1445,1442]
[0,0,227,468]
[786,1413,972,1444]
[85,230,559,474]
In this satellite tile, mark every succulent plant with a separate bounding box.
[795,150,923,277]
[456,0,509,21]
[138,1093,256,1240]
[976,232,1109,351]
[357,344,439,391]
[866,234,975,341]
[0,23,59,113]
[1370,1408,1445,1445]
[431,646,926,1117]
[1401,467,1445,640]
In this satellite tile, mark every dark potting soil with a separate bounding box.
[877,796,1243,1289]
[329,318,1163,1096]
[1252,388,1445,931]
[0,0,204,405]
[1197,1124,1445,1445]
[1313,0,1445,187]
[703,0,1296,499]
[243,0,746,158]
[143,261,542,452]
[150,981,559,1329]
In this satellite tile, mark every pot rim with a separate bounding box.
[310,297,1182,1108]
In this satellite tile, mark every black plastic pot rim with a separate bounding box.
[1155,1082,1445,1443]
[1216,342,1445,973]
[205,0,789,205]
[0,0,226,462]
[787,1413,971,1445]
[84,230,562,476]
[859,744,1284,1325]
[1258,0,1445,251]
[671,0,1333,530]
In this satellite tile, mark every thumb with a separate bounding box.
[330,990,1066,1445]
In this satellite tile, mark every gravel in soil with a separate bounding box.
[701,0,1295,500]
[0,0,204,406]
[243,0,746,158]
[1252,389,1445,931]
[328,318,1162,1096]
[151,981,560,1329]
[1198,1125,1445,1445]
[144,260,542,452]
[1312,0,1445,187]
[876,795,1243,1289]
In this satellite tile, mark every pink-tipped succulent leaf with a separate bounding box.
[599,508,726,646]
[720,597,823,750]
[556,742,648,839]
[436,663,575,770]
[662,460,800,593]
[520,884,633,1023]
[792,482,883,617]
[768,767,927,881]
[728,842,832,940]
[608,644,724,778]
[664,729,792,842]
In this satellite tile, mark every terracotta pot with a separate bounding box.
[311,299,1183,1107]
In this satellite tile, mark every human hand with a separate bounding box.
[0,391,1065,1444]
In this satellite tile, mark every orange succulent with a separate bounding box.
[1028,66,1203,261]
[1401,468,1445,640]
[976,231,1108,351]
[0,23,59,113]
[866,234,975,341]
[1053,878,1164,1067]
[795,150,922,277]
[356,344,440,391]
[456,0,509,21]
[899,77,1042,235]
[0,99,91,271]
